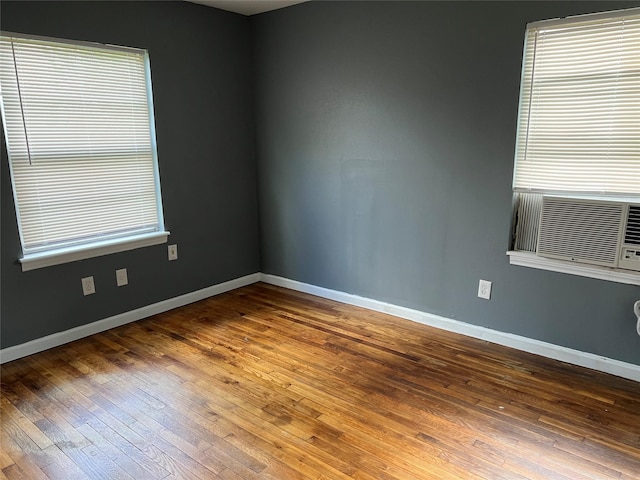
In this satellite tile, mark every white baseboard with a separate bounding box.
[3,271,638,383]
[0,273,260,364]
[260,273,640,383]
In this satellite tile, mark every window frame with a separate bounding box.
[512,7,640,197]
[0,32,169,271]
[507,8,640,285]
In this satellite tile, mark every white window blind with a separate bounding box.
[513,8,640,196]
[0,33,166,265]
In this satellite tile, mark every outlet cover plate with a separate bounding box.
[168,244,178,261]
[116,268,128,286]
[81,276,96,296]
[478,279,492,300]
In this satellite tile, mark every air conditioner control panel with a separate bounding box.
[620,246,640,272]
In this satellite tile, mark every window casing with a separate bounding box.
[509,8,640,284]
[0,33,168,271]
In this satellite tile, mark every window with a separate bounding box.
[0,33,168,271]
[509,8,640,284]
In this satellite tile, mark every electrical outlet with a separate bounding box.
[168,244,178,261]
[116,268,128,287]
[478,279,492,300]
[81,276,96,296]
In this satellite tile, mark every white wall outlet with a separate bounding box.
[478,279,492,300]
[168,244,178,261]
[81,276,96,296]
[116,268,128,287]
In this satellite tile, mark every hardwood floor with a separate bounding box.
[1,282,639,480]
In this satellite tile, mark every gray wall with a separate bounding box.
[252,1,640,365]
[2,1,638,367]
[1,1,260,348]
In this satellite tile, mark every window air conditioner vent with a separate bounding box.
[537,197,624,268]
[514,193,542,252]
[625,206,640,246]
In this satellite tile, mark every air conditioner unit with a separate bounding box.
[537,196,640,272]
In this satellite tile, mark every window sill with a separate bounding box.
[20,231,170,272]
[507,251,640,286]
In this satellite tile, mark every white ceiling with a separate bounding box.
[186,0,307,16]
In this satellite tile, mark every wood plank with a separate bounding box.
[2,282,639,480]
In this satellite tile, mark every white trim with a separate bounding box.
[3,271,638,382]
[20,232,170,272]
[0,273,260,364]
[260,274,640,382]
[507,251,640,286]
[1,30,146,55]
[528,6,640,30]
